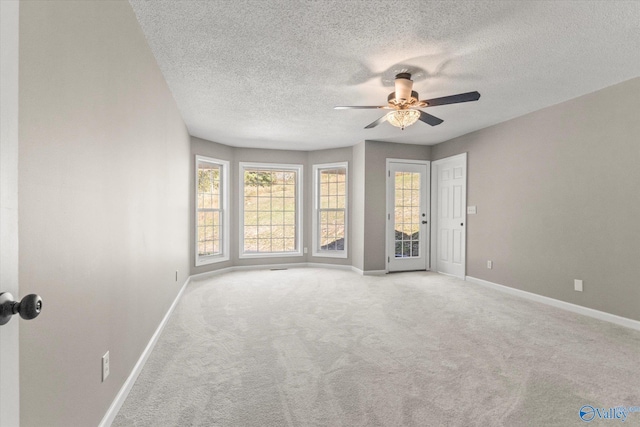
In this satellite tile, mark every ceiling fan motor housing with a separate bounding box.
[388,91,419,106]
[394,73,413,102]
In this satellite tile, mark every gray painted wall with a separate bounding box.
[351,142,366,271]
[432,77,640,322]
[19,2,190,426]
[363,141,431,271]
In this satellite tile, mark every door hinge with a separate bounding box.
[388,171,390,177]
[388,213,390,220]
[388,256,390,263]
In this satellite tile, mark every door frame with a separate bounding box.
[0,1,21,425]
[430,153,467,278]
[385,158,431,273]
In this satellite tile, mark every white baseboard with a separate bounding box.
[306,262,353,271]
[191,262,356,282]
[350,266,387,276]
[363,269,387,276]
[351,266,364,275]
[465,276,640,332]
[98,276,191,427]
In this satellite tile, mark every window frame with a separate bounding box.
[312,162,348,258]
[195,155,230,266]
[239,162,303,259]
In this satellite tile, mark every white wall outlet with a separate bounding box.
[303,247,308,254]
[487,260,492,269]
[467,206,477,214]
[102,351,110,382]
[574,279,583,292]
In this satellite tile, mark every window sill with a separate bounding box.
[311,251,347,259]
[195,255,229,267]
[239,251,304,259]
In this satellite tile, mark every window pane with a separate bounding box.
[283,211,296,225]
[283,184,296,198]
[284,226,296,238]
[244,225,258,239]
[244,211,258,226]
[196,159,224,260]
[271,211,284,225]
[272,239,284,252]
[394,171,420,259]
[257,196,272,212]
[320,210,345,251]
[284,238,295,251]
[257,213,272,226]
[245,238,257,252]
[317,166,347,253]
[243,166,299,254]
[271,197,284,211]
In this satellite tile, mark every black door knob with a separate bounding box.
[0,293,43,325]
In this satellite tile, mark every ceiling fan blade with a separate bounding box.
[421,91,481,107]
[364,114,388,129]
[334,106,390,110]
[418,111,444,126]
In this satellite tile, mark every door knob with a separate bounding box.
[0,292,43,326]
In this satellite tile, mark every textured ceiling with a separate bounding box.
[129,1,640,150]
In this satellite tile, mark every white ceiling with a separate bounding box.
[129,1,640,151]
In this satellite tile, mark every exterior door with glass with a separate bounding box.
[386,160,430,272]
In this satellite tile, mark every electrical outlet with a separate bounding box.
[487,260,492,269]
[102,351,110,382]
[303,247,308,254]
[574,279,583,292]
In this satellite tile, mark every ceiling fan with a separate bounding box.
[335,73,480,130]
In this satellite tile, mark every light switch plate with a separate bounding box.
[467,206,477,214]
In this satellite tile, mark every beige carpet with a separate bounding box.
[113,269,640,426]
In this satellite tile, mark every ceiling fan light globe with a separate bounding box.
[386,110,420,130]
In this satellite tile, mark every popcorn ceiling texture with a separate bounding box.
[129,1,640,150]
[113,269,640,426]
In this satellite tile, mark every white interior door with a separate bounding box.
[386,160,430,272]
[431,153,467,278]
[1,1,21,425]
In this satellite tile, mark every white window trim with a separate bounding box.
[239,162,303,259]
[195,155,230,266]
[312,162,348,259]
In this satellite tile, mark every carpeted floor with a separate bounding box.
[113,269,640,426]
